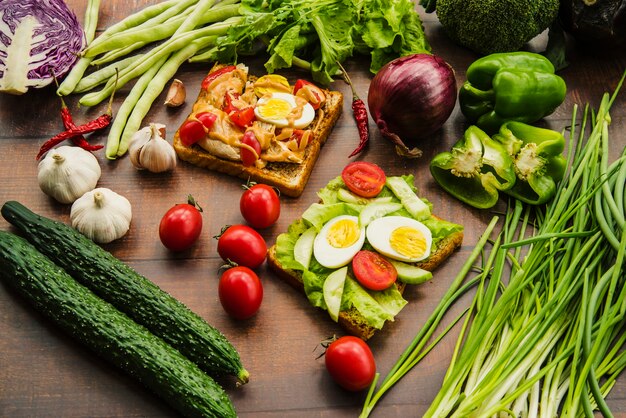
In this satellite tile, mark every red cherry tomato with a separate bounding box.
[341,161,387,198]
[293,79,326,110]
[241,130,262,167]
[219,266,263,320]
[216,225,267,269]
[352,250,398,291]
[201,65,236,90]
[179,120,205,146]
[325,336,376,391]
[159,197,203,252]
[229,106,255,128]
[240,183,280,229]
[196,111,217,129]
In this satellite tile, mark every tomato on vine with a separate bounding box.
[240,182,280,229]
[159,195,203,252]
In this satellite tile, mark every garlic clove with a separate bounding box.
[128,126,153,170]
[164,79,186,107]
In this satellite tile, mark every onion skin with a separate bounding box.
[368,54,457,158]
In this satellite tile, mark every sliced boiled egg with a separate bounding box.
[254,92,315,129]
[366,216,432,263]
[313,215,366,269]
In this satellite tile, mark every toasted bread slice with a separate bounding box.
[267,223,464,340]
[173,71,343,197]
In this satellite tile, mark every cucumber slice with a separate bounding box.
[358,201,403,227]
[385,177,431,220]
[337,188,393,205]
[387,258,433,285]
[323,266,348,322]
[293,227,317,270]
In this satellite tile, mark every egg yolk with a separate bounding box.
[327,219,360,248]
[257,97,292,120]
[390,226,428,259]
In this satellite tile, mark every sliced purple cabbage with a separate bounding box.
[0,0,84,95]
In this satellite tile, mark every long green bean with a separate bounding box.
[83,0,101,45]
[74,55,141,93]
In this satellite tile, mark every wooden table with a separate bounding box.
[1,1,626,417]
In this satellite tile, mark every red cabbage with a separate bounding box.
[0,0,84,95]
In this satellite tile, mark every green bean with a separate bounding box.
[57,57,94,96]
[86,2,239,57]
[90,42,147,67]
[83,0,101,45]
[86,0,196,52]
[79,17,241,107]
[74,55,142,94]
[105,60,164,159]
[116,36,217,157]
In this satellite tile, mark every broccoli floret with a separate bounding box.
[424,0,559,55]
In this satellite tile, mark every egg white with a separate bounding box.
[366,216,432,263]
[313,215,366,269]
[254,92,315,129]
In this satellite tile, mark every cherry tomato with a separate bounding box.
[240,130,262,167]
[325,336,376,391]
[341,161,386,198]
[240,183,280,229]
[229,106,255,128]
[293,79,326,110]
[216,225,267,269]
[352,250,398,291]
[219,266,263,320]
[179,120,205,146]
[159,197,203,252]
[196,111,217,129]
[201,65,236,90]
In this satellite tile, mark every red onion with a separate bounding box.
[368,54,457,158]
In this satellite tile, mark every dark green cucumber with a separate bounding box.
[1,201,248,384]
[0,231,236,418]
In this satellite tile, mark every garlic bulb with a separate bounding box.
[37,146,101,204]
[70,188,132,244]
[129,123,177,173]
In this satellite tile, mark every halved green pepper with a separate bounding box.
[459,52,567,134]
[493,121,567,205]
[430,125,516,209]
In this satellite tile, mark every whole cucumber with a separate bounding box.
[0,231,236,418]
[1,200,249,384]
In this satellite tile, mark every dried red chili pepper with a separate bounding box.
[37,73,115,160]
[338,62,369,158]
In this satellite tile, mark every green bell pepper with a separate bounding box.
[430,125,517,209]
[459,52,567,134]
[493,121,567,205]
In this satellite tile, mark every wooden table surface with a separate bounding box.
[2,2,626,417]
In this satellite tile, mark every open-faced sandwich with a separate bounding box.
[173,64,344,197]
[268,162,464,340]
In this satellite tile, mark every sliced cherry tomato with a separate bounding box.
[216,225,267,269]
[159,196,203,252]
[201,65,237,90]
[240,130,262,167]
[240,183,280,229]
[219,266,263,320]
[341,161,386,198]
[229,106,255,128]
[222,91,240,114]
[293,79,325,110]
[325,336,376,391]
[352,250,398,291]
[289,129,307,147]
[196,111,217,129]
[178,120,205,146]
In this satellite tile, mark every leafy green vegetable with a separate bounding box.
[206,0,430,84]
